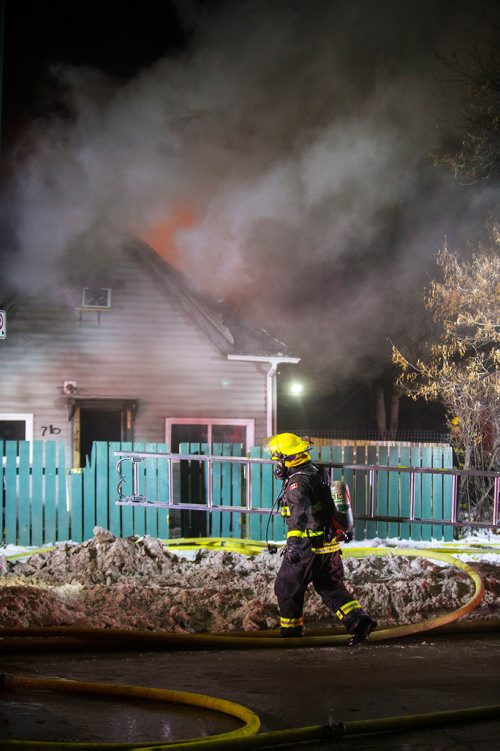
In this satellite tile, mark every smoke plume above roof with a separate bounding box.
[2,0,498,385]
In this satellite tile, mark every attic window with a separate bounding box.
[82,287,112,309]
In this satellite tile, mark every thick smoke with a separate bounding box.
[2,0,498,385]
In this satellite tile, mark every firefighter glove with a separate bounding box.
[284,540,303,564]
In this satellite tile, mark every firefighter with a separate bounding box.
[265,432,377,645]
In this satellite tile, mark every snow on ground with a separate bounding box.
[0,528,499,632]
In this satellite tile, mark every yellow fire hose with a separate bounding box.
[7,537,500,560]
[0,673,260,750]
[160,536,500,556]
[1,673,499,750]
[1,543,499,749]
[0,547,488,648]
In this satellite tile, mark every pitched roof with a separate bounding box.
[0,236,296,360]
[128,238,294,358]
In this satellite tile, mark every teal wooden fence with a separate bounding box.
[1,440,170,546]
[247,444,453,543]
[1,440,454,546]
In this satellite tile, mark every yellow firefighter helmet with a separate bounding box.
[264,433,312,466]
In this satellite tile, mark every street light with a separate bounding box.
[288,380,304,397]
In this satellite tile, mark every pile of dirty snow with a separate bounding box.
[0,527,498,632]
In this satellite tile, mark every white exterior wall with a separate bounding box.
[0,250,269,452]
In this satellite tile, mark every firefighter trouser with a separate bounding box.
[274,546,368,634]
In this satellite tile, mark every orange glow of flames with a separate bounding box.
[141,204,196,272]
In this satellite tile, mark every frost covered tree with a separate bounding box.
[392,231,500,522]
[434,25,500,184]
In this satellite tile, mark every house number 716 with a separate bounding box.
[41,425,61,436]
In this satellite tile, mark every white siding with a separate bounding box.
[0,248,269,452]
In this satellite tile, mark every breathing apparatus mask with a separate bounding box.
[272,454,289,480]
[264,433,313,480]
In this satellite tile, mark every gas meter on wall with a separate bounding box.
[0,310,6,339]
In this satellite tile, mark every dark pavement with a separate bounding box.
[1,633,499,749]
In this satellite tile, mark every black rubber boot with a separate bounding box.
[347,616,377,646]
[280,626,304,638]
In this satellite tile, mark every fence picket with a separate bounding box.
[70,469,83,542]
[388,447,400,537]
[120,443,134,537]
[331,446,343,483]
[57,442,69,542]
[4,441,17,544]
[366,446,378,539]
[249,446,264,541]
[179,442,206,537]
[145,443,158,538]
[44,442,57,544]
[272,458,285,542]
[95,442,109,532]
[421,447,432,540]
[410,445,422,542]
[231,443,242,539]
[399,447,411,539]
[376,446,389,538]
[108,442,122,537]
[220,444,232,537]
[133,443,147,536]
[353,445,366,540]
[342,446,355,537]
[442,447,454,542]
[156,442,169,539]
[210,442,223,537]
[83,445,96,541]
[432,447,445,540]
[18,441,31,546]
[261,448,280,541]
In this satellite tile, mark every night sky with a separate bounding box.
[2,1,195,146]
[1,0,499,432]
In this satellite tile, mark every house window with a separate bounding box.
[165,418,255,452]
[0,413,34,442]
[81,287,112,309]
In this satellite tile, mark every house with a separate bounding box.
[0,237,299,467]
